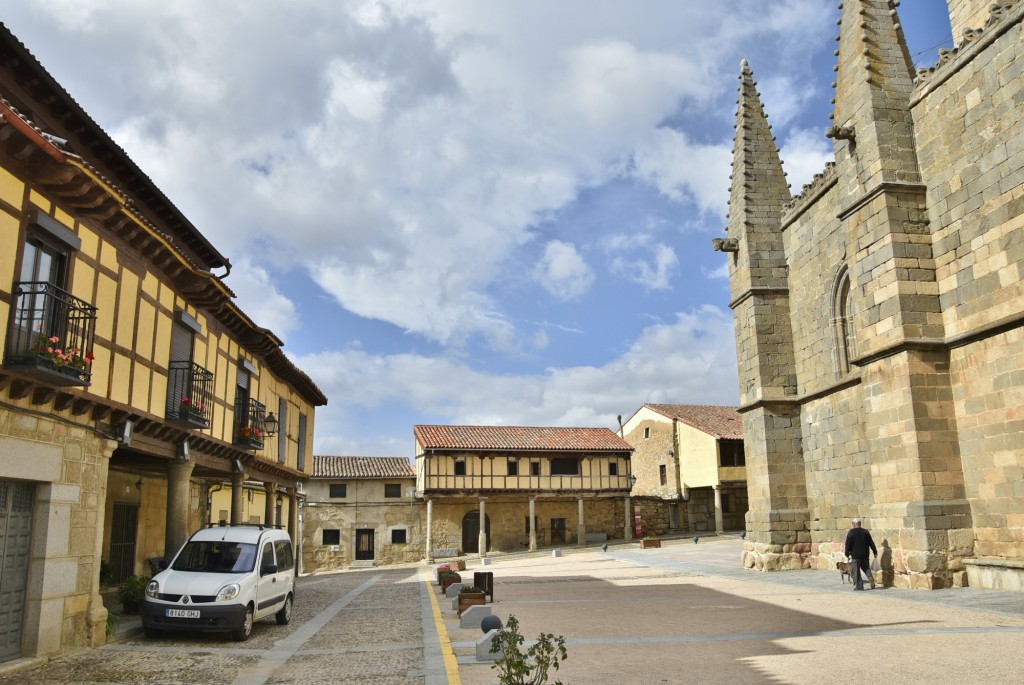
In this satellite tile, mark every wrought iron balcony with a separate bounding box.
[166,361,213,429]
[4,281,98,386]
[234,397,266,450]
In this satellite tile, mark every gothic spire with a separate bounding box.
[830,0,921,190]
[724,60,791,292]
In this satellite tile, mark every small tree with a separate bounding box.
[490,614,568,685]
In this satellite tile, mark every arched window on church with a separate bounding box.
[831,266,856,376]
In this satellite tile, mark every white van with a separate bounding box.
[140,524,295,641]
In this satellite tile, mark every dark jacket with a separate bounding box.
[845,527,877,559]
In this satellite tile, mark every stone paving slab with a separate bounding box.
[446,538,1024,685]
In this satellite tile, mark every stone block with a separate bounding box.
[444,583,464,598]
[476,629,502,662]
[460,604,492,629]
[552,549,562,558]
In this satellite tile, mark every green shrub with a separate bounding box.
[490,614,568,685]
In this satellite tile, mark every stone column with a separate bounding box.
[478,498,487,558]
[264,482,275,526]
[230,472,245,525]
[90,438,118,646]
[425,498,434,563]
[288,490,298,542]
[713,485,724,534]
[528,498,537,551]
[577,497,586,547]
[624,495,633,541]
[165,458,196,559]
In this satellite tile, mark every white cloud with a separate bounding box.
[630,127,733,215]
[298,305,738,448]
[226,260,300,342]
[1,0,840,456]
[604,234,678,291]
[779,127,835,193]
[533,241,594,301]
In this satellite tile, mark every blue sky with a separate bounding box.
[4,0,953,457]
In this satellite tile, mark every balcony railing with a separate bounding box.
[166,361,213,429]
[234,397,266,450]
[4,281,97,386]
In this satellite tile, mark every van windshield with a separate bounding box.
[171,540,257,573]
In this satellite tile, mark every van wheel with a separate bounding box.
[276,595,292,625]
[233,606,254,641]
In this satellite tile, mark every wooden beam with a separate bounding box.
[53,392,75,412]
[31,386,57,405]
[9,380,32,400]
[71,398,93,416]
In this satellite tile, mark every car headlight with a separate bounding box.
[145,580,160,599]
[217,584,240,601]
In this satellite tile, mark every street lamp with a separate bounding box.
[263,412,279,437]
[629,474,637,489]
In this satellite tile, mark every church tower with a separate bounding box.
[830,0,971,587]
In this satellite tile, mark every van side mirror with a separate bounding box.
[261,562,278,576]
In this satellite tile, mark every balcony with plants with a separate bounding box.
[235,397,267,450]
[3,282,97,386]
[166,361,214,429]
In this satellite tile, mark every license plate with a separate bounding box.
[166,608,200,619]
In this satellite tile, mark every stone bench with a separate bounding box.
[964,557,1024,592]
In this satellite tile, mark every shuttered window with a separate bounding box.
[277,398,287,464]
[297,413,307,471]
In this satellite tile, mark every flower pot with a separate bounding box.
[457,592,486,615]
[640,539,661,549]
[439,572,461,593]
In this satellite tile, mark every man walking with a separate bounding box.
[844,517,877,590]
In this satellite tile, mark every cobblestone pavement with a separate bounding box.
[0,567,446,685]
[4,537,1024,684]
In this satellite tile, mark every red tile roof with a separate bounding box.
[644,404,744,440]
[414,425,632,452]
[312,456,414,479]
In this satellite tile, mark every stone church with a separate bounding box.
[718,0,1024,589]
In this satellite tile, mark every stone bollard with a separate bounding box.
[444,583,464,599]
[476,629,502,662]
[481,557,491,566]
[552,549,562,558]
[460,604,492,629]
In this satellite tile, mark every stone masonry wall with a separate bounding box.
[951,326,1024,560]
[301,501,426,573]
[0,404,116,656]
[624,418,680,499]
[915,8,1024,338]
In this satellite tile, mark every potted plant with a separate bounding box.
[118,575,149,614]
[640,534,661,549]
[490,614,568,685]
[457,585,486,615]
[439,570,462,593]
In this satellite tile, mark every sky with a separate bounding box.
[3,0,954,458]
